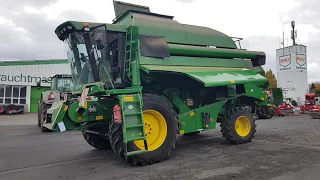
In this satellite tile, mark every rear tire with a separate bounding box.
[108,93,178,166]
[220,105,256,144]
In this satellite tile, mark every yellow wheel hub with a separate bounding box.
[235,116,251,137]
[134,110,167,151]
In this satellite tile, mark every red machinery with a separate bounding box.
[300,93,319,113]
[275,99,295,116]
[0,104,24,115]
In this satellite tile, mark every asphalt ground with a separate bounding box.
[1,113,320,180]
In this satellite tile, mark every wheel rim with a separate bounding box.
[235,116,251,137]
[134,110,167,151]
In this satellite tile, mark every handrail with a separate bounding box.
[103,66,115,89]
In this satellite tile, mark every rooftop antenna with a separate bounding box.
[279,36,281,48]
[291,20,297,46]
[280,22,285,54]
[291,21,297,45]
[282,23,285,48]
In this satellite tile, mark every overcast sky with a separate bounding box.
[0,0,319,82]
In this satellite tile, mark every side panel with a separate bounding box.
[140,64,268,87]
[30,87,49,112]
[244,83,268,101]
[140,56,253,69]
[178,100,228,134]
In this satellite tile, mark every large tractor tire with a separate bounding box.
[82,122,112,150]
[82,131,112,150]
[38,102,52,132]
[108,93,178,166]
[220,106,256,144]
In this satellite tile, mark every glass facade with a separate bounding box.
[0,85,27,105]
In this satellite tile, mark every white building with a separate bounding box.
[0,59,71,113]
[276,44,308,103]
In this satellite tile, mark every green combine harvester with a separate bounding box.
[44,0,283,166]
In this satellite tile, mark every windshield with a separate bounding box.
[56,78,74,92]
[64,27,113,88]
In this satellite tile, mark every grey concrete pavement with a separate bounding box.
[0,113,36,126]
[1,113,320,180]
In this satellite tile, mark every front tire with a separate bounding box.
[82,131,112,150]
[108,93,178,166]
[220,106,256,144]
[82,122,112,150]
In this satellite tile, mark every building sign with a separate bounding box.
[296,54,306,70]
[0,73,52,84]
[279,55,292,71]
[0,63,71,86]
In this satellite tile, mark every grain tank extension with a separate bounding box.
[46,0,283,166]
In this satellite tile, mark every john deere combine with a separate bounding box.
[44,0,283,166]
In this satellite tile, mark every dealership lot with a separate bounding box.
[1,113,320,180]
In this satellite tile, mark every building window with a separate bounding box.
[0,85,27,105]
[0,86,4,104]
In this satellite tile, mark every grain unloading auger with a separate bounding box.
[44,0,283,166]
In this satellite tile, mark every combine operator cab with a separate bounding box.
[61,23,127,90]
